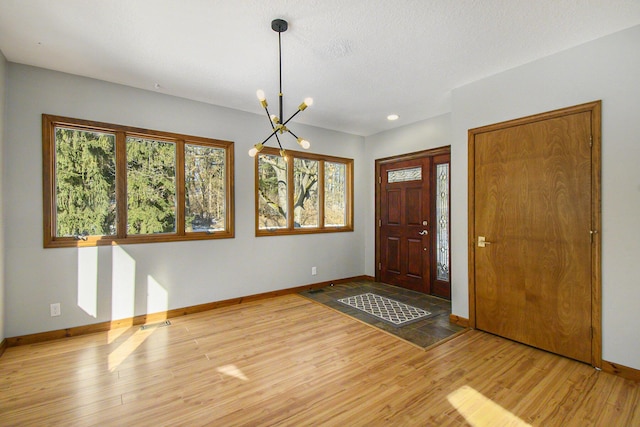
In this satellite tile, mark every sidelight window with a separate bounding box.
[436,163,450,281]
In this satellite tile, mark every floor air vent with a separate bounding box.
[140,320,171,330]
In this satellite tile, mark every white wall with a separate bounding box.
[4,64,365,337]
[363,114,452,276]
[0,50,7,343]
[449,25,640,369]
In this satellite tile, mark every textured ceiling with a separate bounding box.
[1,0,640,136]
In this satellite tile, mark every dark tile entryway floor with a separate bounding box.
[299,280,467,349]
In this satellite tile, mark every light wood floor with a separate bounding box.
[1,294,638,426]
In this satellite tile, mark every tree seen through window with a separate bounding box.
[256,147,352,234]
[54,127,116,237]
[43,115,234,247]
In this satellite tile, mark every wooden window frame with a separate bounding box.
[254,147,354,236]
[43,114,234,248]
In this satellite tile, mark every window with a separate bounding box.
[126,136,177,235]
[255,147,353,235]
[43,115,234,247]
[435,162,450,281]
[324,161,347,227]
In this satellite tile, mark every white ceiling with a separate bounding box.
[1,1,640,136]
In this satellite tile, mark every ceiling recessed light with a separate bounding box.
[387,114,399,121]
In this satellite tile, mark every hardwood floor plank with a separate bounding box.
[0,294,638,426]
[1,395,123,427]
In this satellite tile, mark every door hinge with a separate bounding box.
[378,263,381,271]
[590,135,593,147]
[590,229,598,243]
[378,219,381,227]
[378,176,381,184]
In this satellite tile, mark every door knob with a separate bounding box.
[478,236,492,248]
[419,230,428,236]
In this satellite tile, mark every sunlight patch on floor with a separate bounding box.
[447,385,531,427]
[106,326,129,344]
[108,328,155,372]
[217,364,249,381]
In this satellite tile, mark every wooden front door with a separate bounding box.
[377,148,451,298]
[469,102,601,365]
[380,158,431,293]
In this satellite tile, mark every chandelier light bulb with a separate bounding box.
[249,143,264,157]
[299,97,314,111]
[256,89,266,101]
[297,138,311,149]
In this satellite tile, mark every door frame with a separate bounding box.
[467,101,602,367]
[375,146,451,294]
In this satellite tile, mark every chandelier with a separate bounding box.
[248,19,312,158]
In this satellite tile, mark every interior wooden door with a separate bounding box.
[471,106,599,364]
[380,158,431,293]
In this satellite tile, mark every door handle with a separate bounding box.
[478,236,493,248]
[419,230,428,236]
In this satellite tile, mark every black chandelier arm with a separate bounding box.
[262,105,278,131]
[262,104,285,150]
[274,130,284,151]
[260,128,279,146]
[281,108,303,127]
[259,127,286,151]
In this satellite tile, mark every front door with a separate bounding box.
[469,102,601,365]
[377,148,451,298]
[379,158,431,293]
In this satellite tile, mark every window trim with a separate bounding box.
[254,146,353,236]
[42,114,234,248]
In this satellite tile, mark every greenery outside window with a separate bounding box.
[126,136,177,235]
[255,147,353,235]
[43,115,234,247]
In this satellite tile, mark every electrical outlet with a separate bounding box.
[50,303,61,317]
[312,266,317,276]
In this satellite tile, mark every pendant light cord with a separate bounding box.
[278,30,283,126]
